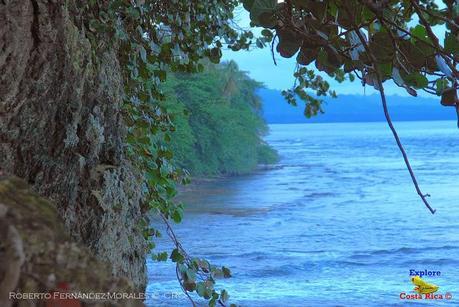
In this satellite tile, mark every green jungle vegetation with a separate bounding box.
[50,1,457,305]
[162,61,278,176]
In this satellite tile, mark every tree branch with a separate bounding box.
[410,0,459,76]
[159,211,231,306]
[415,3,459,31]
[343,3,436,214]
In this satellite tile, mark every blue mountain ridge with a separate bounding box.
[259,88,456,124]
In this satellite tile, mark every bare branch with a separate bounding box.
[343,3,436,214]
[271,34,278,66]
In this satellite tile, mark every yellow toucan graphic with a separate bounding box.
[411,276,439,294]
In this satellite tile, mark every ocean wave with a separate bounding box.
[347,245,459,263]
[303,192,337,199]
[365,245,458,256]
[398,258,459,266]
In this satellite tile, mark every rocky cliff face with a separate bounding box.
[0,1,147,288]
[0,175,144,307]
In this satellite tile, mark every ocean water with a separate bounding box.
[146,121,459,306]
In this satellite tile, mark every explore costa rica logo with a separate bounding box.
[411,276,439,295]
[399,270,452,301]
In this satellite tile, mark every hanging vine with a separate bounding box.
[71,0,459,305]
[76,1,272,306]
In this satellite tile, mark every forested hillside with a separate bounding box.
[2,0,457,305]
[162,61,278,176]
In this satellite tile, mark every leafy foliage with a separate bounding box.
[243,0,459,111]
[242,0,459,214]
[77,1,273,306]
[71,0,459,304]
[162,61,278,176]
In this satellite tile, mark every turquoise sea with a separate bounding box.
[146,121,459,306]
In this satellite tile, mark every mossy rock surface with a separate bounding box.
[0,175,144,307]
[0,0,146,288]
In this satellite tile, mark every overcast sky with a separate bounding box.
[221,7,445,98]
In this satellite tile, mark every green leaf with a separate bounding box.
[183,280,196,291]
[170,248,185,263]
[242,0,255,11]
[247,0,277,27]
[196,282,212,299]
[153,251,168,262]
[444,32,459,54]
[209,291,220,306]
[376,63,393,79]
[196,282,206,297]
[436,79,449,95]
[315,49,336,75]
[398,40,425,69]
[296,47,319,66]
[370,31,394,63]
[209,294,217,307]
[276,30,301,58]
[258,11,277,28]
[222,266,232,278]
[171,208,183,223]
[410,25,431,44]
[220,290,229,302]
[208,47,222,64]
[184,268,196,282]
[403,72,428,89]
[139,45,147,63]
[261,29,273,38]
[440,87,458,106]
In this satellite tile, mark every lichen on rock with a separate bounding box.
[0,0,147,289]
[0,175,144,307]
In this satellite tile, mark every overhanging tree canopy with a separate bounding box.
[77,1,458,305]
[243,0,459,214]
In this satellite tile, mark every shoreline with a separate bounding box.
[177,164,282,193]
